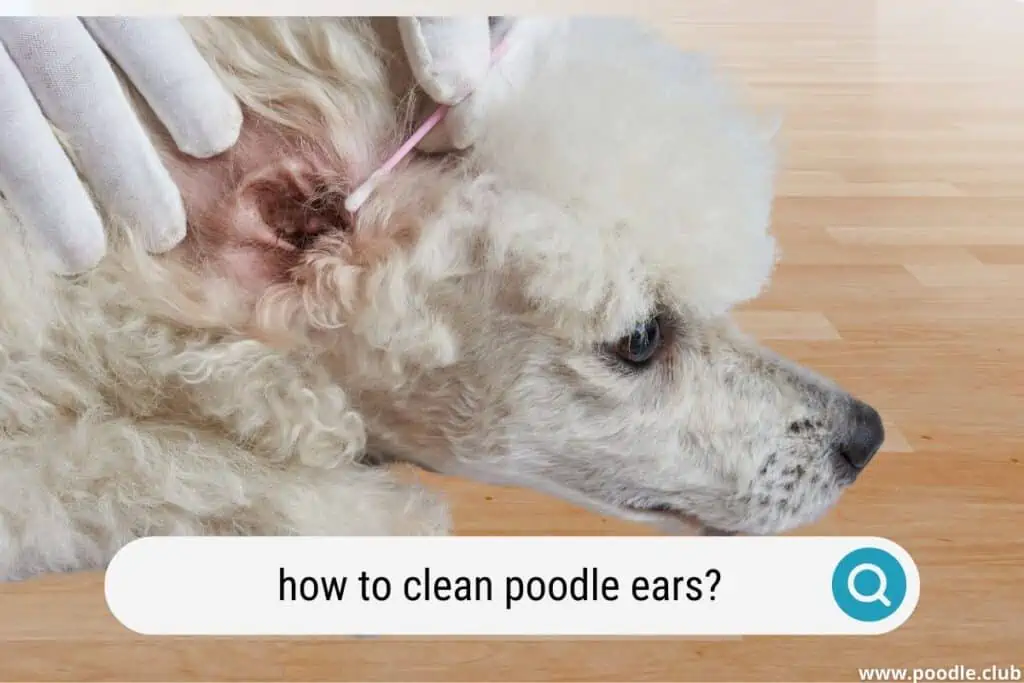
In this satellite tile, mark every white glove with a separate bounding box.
[398,17,564,152]
[0,17,242,274]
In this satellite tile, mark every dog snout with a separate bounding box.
[836,399,885,472]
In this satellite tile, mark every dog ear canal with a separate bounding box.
[246,165,351,252]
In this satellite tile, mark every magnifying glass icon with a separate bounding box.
[847,563,891,607]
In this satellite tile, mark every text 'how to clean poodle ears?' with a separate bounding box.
[104,536,920,637]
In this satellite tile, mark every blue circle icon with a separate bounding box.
[832,547,908,622]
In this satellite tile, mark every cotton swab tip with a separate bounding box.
[344,30,513,215]
[344,170,385,213]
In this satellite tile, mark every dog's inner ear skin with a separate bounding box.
[261,179,349,251]
[241,162,351,254]
[161,113,353,294]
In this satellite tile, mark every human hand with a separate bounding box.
[0,17,242,274]
[397,17,564,152]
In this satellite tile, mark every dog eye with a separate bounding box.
[614,317,663,366]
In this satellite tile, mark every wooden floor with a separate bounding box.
[2,1,1023,680]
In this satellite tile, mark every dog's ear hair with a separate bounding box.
[217,155,355,299]
[164,105,462,366]
[250,157,466,367]
[155,113,353,330]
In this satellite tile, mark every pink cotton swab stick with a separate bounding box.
[344,33,514,214]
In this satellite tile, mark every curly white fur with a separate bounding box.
[0,18,883,581]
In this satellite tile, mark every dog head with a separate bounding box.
[170,17,884,535]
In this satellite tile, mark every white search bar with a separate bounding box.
[105,535,920,637]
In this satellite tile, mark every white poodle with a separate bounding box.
[0,18,884,580]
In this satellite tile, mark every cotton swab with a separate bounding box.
[344,32,514,214]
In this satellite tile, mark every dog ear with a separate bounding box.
[159,115,357,341]
[165,117,347,285]
[165,111,458,362]
[214,157,352,294]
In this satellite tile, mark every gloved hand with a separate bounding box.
[0,17,242,274]
[398,17,564,152]
[0,16,553,273]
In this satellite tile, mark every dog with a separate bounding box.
[0,17,884,580]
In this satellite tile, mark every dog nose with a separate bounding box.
[838,400,885,470]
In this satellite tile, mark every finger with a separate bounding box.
[0,18,186,254]
[423,18,566,152]
[0,42,106,273]
[399,17,492,105]
[83,17,242,159]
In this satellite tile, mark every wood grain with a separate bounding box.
[2,1,1022,680]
